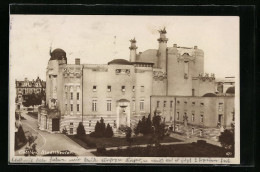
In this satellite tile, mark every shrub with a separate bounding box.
[97,146,106,154]
[62,127,68,135]
[125,127,133,146]
[134,114,153,135]
[89,131,103,138]
[219,128,234,156]
[76,122,86,138]
[104,124,114,138]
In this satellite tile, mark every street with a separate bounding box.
[15,111,94,156]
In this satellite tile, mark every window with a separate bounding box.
[192,113,195,122]
[140,100,144,111]
[176,125,179,131]
[218,102,223,111]
[93,85,97,92]
[192,102,195,106]
[191,128,194,135]
[170,101,173,108]
[157,101,160,108]
[70,92,73,100]
[65,92,68,99]
[65,104,67,111]
[177,112,179,120]
[199,129,203,136]
[200,102,204,106]
[192,89,195,96]
[132,86,135,92]
[184,101,187,105]
[89,120,91,127]
[141,86,144,92]
[163,101,167,108]
[200,115,204,123]
[70,128,73,134]
[77,92,79,100]
[107,100,112,111]
[132,100,135,111]
[177,100,180,104]
[77,104,80,112]
[70,104,73,111]
[107,85,111,92]
[70,122,73,125]
[122,86,125,92]
[92,100,97,111]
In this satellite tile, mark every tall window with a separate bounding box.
[77,92,79,100]
[65,104,67,111]
[157,101,160,108]
[70,104,73,111]
[77,104,80,112]
[122,86,125,92]
[170,101,173,108]
[107,100,112,111]
[132,86,135,92]
[65,92,68,99]
[200,115,204,123]
[92,100,97,112]
[192,113,195,122]
[177,112,179,120]
[70,92,73,100]
[191,128,194,135]
[93,85,97,92]
[132,100,135,111]
[163,101,167,108]
[107,85,111,92]
[141,86,144,92]
[140,100,144,111]
[218,103,223,111]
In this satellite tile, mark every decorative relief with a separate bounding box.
[198,73,215,82]
[63,67,82,78]
[153,71,167,80]
[92,66,108,72]
[177,53,196,63]
[116,69,130,75]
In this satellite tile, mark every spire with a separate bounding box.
[129,38,138,50]
[157,27,168,43]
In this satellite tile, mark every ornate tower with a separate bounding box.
[129,38,138,62]
[157,27,168,72]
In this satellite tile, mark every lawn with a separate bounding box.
[68,134,181,149]
[92,142,230,157]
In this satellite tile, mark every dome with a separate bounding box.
[50,48,67,61]
[108,59,132,65]
[226,86,235,94]
[202,93,217,97]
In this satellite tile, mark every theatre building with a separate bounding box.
[38,28,235,141]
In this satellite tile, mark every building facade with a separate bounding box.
[15,77,46,110]
[38,28,235,140]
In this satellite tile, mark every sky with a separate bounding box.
[9,15,239,81]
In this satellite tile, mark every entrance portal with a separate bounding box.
[52,118,60,131]
[116,99,130,129]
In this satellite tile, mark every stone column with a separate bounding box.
[126,105,131,127]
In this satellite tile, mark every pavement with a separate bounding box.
[15,111,94,156]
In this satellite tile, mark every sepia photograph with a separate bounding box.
[9,15,240,164]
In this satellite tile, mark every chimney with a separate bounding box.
[75,58,80,65]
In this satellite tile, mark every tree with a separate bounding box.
[76,122,86,138]
[100,117,106,136]
[104,124,114,138]
[134,115,153,136]
[152,111,167,146]
[219,128,234,156]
